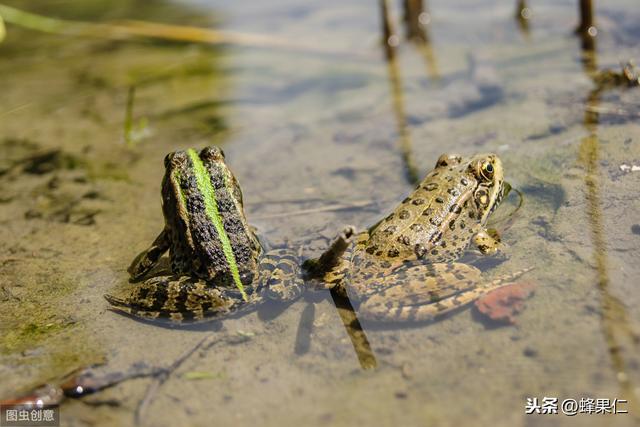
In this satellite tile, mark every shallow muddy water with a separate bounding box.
[1,0,640,426]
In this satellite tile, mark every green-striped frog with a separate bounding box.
[106,147,302,322]
[305,153,531,322]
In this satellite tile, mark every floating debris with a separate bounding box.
[474,281,536,325]
[593,61,640,91]
[619,164,640,173]
[182,371,224,381]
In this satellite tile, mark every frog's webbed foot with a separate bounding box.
[128,229,170,281]
[356,263,532,323]
[259,249,304,301]
[105,276,245,323]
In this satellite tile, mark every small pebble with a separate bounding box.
[523,347,538,358]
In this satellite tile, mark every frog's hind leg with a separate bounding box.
[105,276,245,323]
[358,264,534,322]
[128,229,170,281]
[259,249,304,301]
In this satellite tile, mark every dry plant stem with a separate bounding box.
[0,3,365,58]
[0,13,6,42]
[124,86,135,147]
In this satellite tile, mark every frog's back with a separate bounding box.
[365,159,478,263]
[162,148,261,286]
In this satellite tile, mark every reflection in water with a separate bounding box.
[330,290,378,370]
[514,0,531,37]
[403,0,440,79]
[380,0,419,185]
[578,40,640,417]
[385,49,420,185]
[575,0,595,35]
[294,302,316,355]
[304,228,378,369]
[379,0,440,186]
[576,0,597,54]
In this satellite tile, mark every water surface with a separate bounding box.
[1,0,639,426]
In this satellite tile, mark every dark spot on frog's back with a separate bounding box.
[387,248,400,258]
[397,235,411,246]
[435,197,444,204]
[399,210,410,220]
[423,183,438,191]
[409,223,423,232]
[412,198,425,205]
[382,225,398,235]
[422,207,434,216]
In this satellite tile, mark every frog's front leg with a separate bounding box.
[472,228,504,256]
[105,275,244,323]
[259,249,304,301]
[128,228,170,281]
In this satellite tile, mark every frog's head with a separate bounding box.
[467,153,505,224]
[164,147,227,171]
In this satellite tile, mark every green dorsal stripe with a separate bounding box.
[187,149,248,302]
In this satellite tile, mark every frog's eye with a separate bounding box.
[480,162,494,181]
[201,146,225,161]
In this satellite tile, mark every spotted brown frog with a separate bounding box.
[106,147,302,322]
[305,153,532,322]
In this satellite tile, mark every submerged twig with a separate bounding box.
[135,334,213,426]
